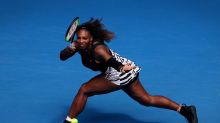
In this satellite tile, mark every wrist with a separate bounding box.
[69,41,77,50]
[69,42,75,49]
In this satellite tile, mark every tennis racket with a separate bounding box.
[65,17,80,42]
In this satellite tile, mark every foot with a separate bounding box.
[180,105,198,123]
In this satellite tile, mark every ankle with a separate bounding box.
[179,104,189,115]
[177,104,182,112]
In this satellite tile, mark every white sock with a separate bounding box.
[177,104,182,112]
[66,116,72,122]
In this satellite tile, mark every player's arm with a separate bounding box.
[94,45,133,72]
[60,41,78,61]
[94,45,123,71]
[94,45,136,72]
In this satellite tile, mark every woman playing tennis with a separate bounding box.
[60,18,198,123]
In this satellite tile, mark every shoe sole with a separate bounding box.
[190,105,198,123]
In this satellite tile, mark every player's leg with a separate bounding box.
[122,78,180,110]
[122,78,198,123]
[65,74,120,122]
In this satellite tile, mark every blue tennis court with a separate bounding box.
[0,0,220,123]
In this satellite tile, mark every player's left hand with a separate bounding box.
[120,63,136,73]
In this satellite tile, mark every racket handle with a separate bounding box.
[69,41,78,50]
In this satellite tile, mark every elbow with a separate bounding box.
[59,47,75,61]
[60,56,66,61]
[60,52,67,61]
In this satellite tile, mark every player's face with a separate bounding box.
[76,29,93,49]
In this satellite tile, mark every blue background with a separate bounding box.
[0,0,220,123]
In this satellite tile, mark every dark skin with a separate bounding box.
[63,29,181,118]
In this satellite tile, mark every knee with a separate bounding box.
[78,83,93,96]
[78,83,88,94]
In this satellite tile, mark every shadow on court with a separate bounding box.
[77,107,161,123]
[54,106,162,123]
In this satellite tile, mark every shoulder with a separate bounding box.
[94,43,110,54]
[93,42,112,60]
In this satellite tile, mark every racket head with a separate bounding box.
[65,17,80,42]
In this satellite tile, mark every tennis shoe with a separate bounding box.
[180,104,198,123]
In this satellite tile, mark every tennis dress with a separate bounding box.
[61,42,141,86]
[78,42,141,86]
[104,49,141,86]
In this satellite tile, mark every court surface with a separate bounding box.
[0,0,220,123]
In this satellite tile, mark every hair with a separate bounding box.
[76,18,115,42]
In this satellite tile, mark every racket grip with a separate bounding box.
[69,41,78,50]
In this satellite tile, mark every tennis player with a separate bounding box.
[60,18,198,123]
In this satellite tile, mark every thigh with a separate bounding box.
[82,74,121,95]
[122,78,150,100]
